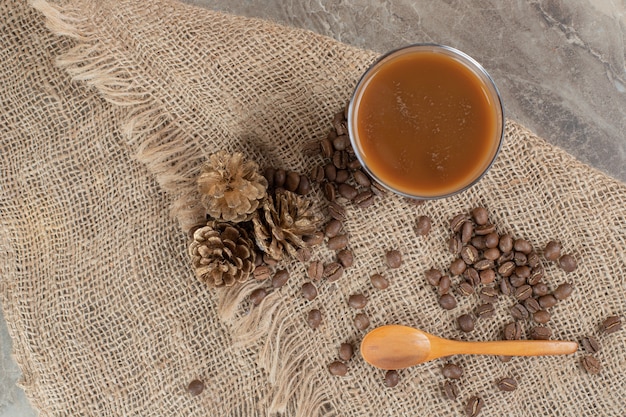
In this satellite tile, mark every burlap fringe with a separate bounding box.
[33,1,328,415]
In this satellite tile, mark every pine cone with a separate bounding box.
[188,221,256,288]
[197,151,268,222]
[253,189,322,261]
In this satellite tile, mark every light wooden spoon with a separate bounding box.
[361,325,578,370]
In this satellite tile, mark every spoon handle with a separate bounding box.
[432,338,578,360]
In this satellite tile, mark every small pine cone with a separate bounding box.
[253,189,322,261]
[197,151,268,222]
[188,221,256,288]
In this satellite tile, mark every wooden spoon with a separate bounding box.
[361,325,578,370]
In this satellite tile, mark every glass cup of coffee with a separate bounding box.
[347,44,505,199]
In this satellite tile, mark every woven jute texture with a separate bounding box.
[1,0,625,415]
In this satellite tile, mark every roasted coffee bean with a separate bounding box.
[450,213,468,233]
[471,207,489,225]
[483,247,501,261]
[296,247,312,262]
[553,282,573,300]
[333,150,348,169]
[499,234,514,253]
[509,274,526,288]
[498,355,513,363]
[337,249,354,268]
[386,250,402,269]
[479,269,496,284]
[479,287,499,303]
[187,379,205,396]
[527,266,544,285]
[320,137,334,158]
[250,288,268,305]
[384,370,400,388]
[303,231,325,246]
[310,165,325,183]
[327,128,337,140]
[307,309,322,329]
[510,303,529,320]
[253,265,271,281]
[532,282,550,297]
[337,183,357,200]
[328,202,346,221]
[465,396,484,417]
[328,361,348,376]
[464,268,480,286]
[527,252,540,268]
[538,294,557,309]
[302,282,318,301]
[600,316,622,334]
[353,169,371,187]
[483,232,499,249]
[333,134,350,151]
[529,326,552,340]
[415,215,432,236]
[458,281,474,297]
[354,190,376,208]
[475,223,496,236]
[533,309,551,324]
[439,294,457,310]
[515,284,533,301]
[457,314,475,332]
[461,221,474,243]
[333,111,348,135]
[371,273,389,290]
[323,181,336,201]
[523,297,541,314]
[514,239,532,254]
[497,251,514,265]
[264,167,276,188]
[324,262,344,282]
[442,363,463,379]
[271,269,290,288]
[580,355,601,375]
[348,293,368,309]
[470,235,487,250]
[559,254,578,272]
[450,258,467,276]
[461,245,479,265]
[448,235,463,255]
[443,380,459,400]
[515,265,531,279]
[324,219,343,238]
[424,268,443,286]
[503,321,522,340]
[500,277,513,296]
[307,261,324,281]
[438,275,452,295]
[581,336,601,354]
[475,303,495,319]
[544,240,562,261]
[474,259,494,271]
[253,250,264,268]
[354,313,370,330]
[334,169,349,184]
[498,261,516,277]
[285,171,300,192]
[339,343,354,361]
[496,377,518,392]
[513,251,527,266]
[370,181,386,196]
[274,168,287,188]
[327,234,349,251]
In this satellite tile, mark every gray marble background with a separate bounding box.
[1,0,624,415]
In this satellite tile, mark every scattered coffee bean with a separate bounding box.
[514,284,532,301]
[296,247,312,262]
[448,235,462,255]
[499,234,514,253]
[529,326,552,340]
[515,265,531,279]
[274,168,286,188]
[334,169,349,184]
[484,232,500,249]
[496,377,518,392]
[438,275,452,295]
[450,213,468,233]
[498,355,512,363]
[307,309,322,329]
[538,294,557,309]
[439,294,457,310]
[600,315,622,334]
[450,258,467,276]
[475,303,495,319]
[327,234,349,251]
[310,165,324,183]
[324,219,343,238]
[303,231,324,246]
[503,321,522,340]
[527,252,540,268]
[253,265,271,281]
[471,207,489,225]
[187,379,205,396]
[514,238,532,254]
[271,269,290,288]
[307,261,324,281]
[324,262,344,282]
[443,380,459,400]
[337,249,354,268]
[328,201,346,221]
[479,287,499,304]
[533,310,551,324]
[302,282,318,301]
[353,169,371,187]
[332,150,348,170]
[461,221,474,243]
[250,288,267,305]
[338,183,358,200]
[497,251,514,265]
[442,363,463,379]
[464,268,481,286]
[483,247,501,261]
[354,313,370,330]
[339,343,354,361]
[285,171,301,192]
[510,303,529,320]
[543,240,562,261]
[320,138,334,158]
[478,269,496,285]
[532,283,550,297]
[415,215,432,236]
[553,282,573,300]
[509,274,526,288]
[581,336,601,354]
[498,261,516,277]
[513,251,528,266]
[328,361,348,376]
[474,259,494,271]
[354,190,376,208]
[474,223,496,236]
[348,293,368,309]
[523,297,541,314]
[384,370,400,387]
[527,266,544,285]
[465,396,484,417]
[371,273,389,290]
[558,254,578,272]
[461,245,479,265]
[471,235,487,250]
[500,277,513,296]
[580,355,601,375]
[458,314,475,332]
[333,134,350,151]
[386,250,402,269]
[458,281,474,297]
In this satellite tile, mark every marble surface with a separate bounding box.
[1,0,624,415]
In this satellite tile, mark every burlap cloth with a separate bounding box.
[1,0,624,415]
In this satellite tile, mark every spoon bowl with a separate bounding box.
[361,325,578,370]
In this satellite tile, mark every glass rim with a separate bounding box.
[347,43,505,200]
